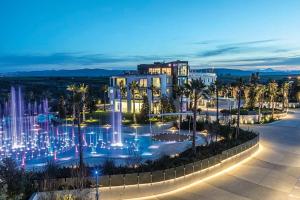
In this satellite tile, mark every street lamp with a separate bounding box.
[95,170,99,200]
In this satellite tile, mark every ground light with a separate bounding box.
[123,144,262,200]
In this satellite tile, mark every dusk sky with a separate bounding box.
[0,0,300,72]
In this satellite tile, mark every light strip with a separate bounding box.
[118,144,262,200]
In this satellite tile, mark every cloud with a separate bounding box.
[0,38,298,72]
[199,47,241,57]
[0,53,181,67]
[0,52,188,72]
[0,53,131,66]
[192,40,219,45]
[223,39,278,46]
[197,39,279,57]
[215,56,300,67]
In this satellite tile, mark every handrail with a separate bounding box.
[36,135,259,190]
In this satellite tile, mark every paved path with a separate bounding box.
[143,110,300,200]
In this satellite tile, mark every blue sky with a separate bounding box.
[0,0,300,72]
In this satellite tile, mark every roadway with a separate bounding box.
[142,109,300,200]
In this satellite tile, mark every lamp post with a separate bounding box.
[95,170,99,200]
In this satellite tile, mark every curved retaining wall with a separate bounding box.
[34,136,259,200]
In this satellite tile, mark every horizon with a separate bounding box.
[1,0,300,73]
[2,66,299,75]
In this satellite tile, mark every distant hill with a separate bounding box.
[2,68,125,77]
[195,68,300,76]
[1,67,300,77]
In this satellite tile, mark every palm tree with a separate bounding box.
[128,81,139,124]
[73,89,85,180]
[243,85,250,108]
[67,84,85,180]
[282,82,289,112]
[101,85,109,111]
[248,72,259,110]
[67,84,77,119]
[235,78,243,140]
[174,85,185,129]
[214,80,221,123]
[268,80,278,118]
[256,84,266,123]
[149,84,159,114]
[67,84,88,178]
[79,84,88,122]
[184,87,191,111]
[185,79,205,153]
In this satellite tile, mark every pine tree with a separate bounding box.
[138,96,150,123]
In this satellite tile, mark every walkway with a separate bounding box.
[142,110,300,200]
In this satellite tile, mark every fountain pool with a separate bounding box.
[0,86,204,170]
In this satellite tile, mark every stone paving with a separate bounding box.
[144,110,300,200]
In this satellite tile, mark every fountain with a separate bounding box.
[0,86,190,169]
[0,86,51,163]
[110,88,123,147]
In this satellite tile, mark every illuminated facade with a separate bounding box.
[137,60,189,86]
[109,60,217,114]
[109,74,172,113]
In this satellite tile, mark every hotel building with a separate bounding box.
[109,60,217,113]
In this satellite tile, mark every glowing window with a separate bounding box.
[178,65,188,76]
[139,79,147,87]
[115,78,126,87]
[149,68,161,74]
[152,77,161,88]
[161,68,172,75]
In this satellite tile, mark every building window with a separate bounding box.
[149,68,161,74]
[115,78,126,87]
[178,77,187,86]
[161,68,172,75]
[139,79,147,87]
[130,100,143,113]
[114,100,128,112]
[178,65,188,76]
[152,77,161,88]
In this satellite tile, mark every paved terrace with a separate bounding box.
[142,110,300,200]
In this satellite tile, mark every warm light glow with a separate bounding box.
[102,144,261,200]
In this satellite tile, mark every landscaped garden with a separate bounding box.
[0,73,299,199]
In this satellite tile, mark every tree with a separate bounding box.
[58,96,67,119]
[295,77,300,102]
[160,95,175,114]
[128,81,139,124]
[184,87,191,111]
[256,84,266,123]
[87,95,97,113]
[243,86,250,108]
[247,72,260,110]
[67,84,77,119]
[67,84,85,182]
[73,88,85,183]
[174,85,185,127]
[282,82,289,112]
[235,78,243,140]
[214,80,221,123]
[101,85,109,111]
[138,95,150,123]
[185,79,206,153]
[268,80,278,118]
[79,84,88,122]
[148,84,159,114]
[0,158,24,199]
